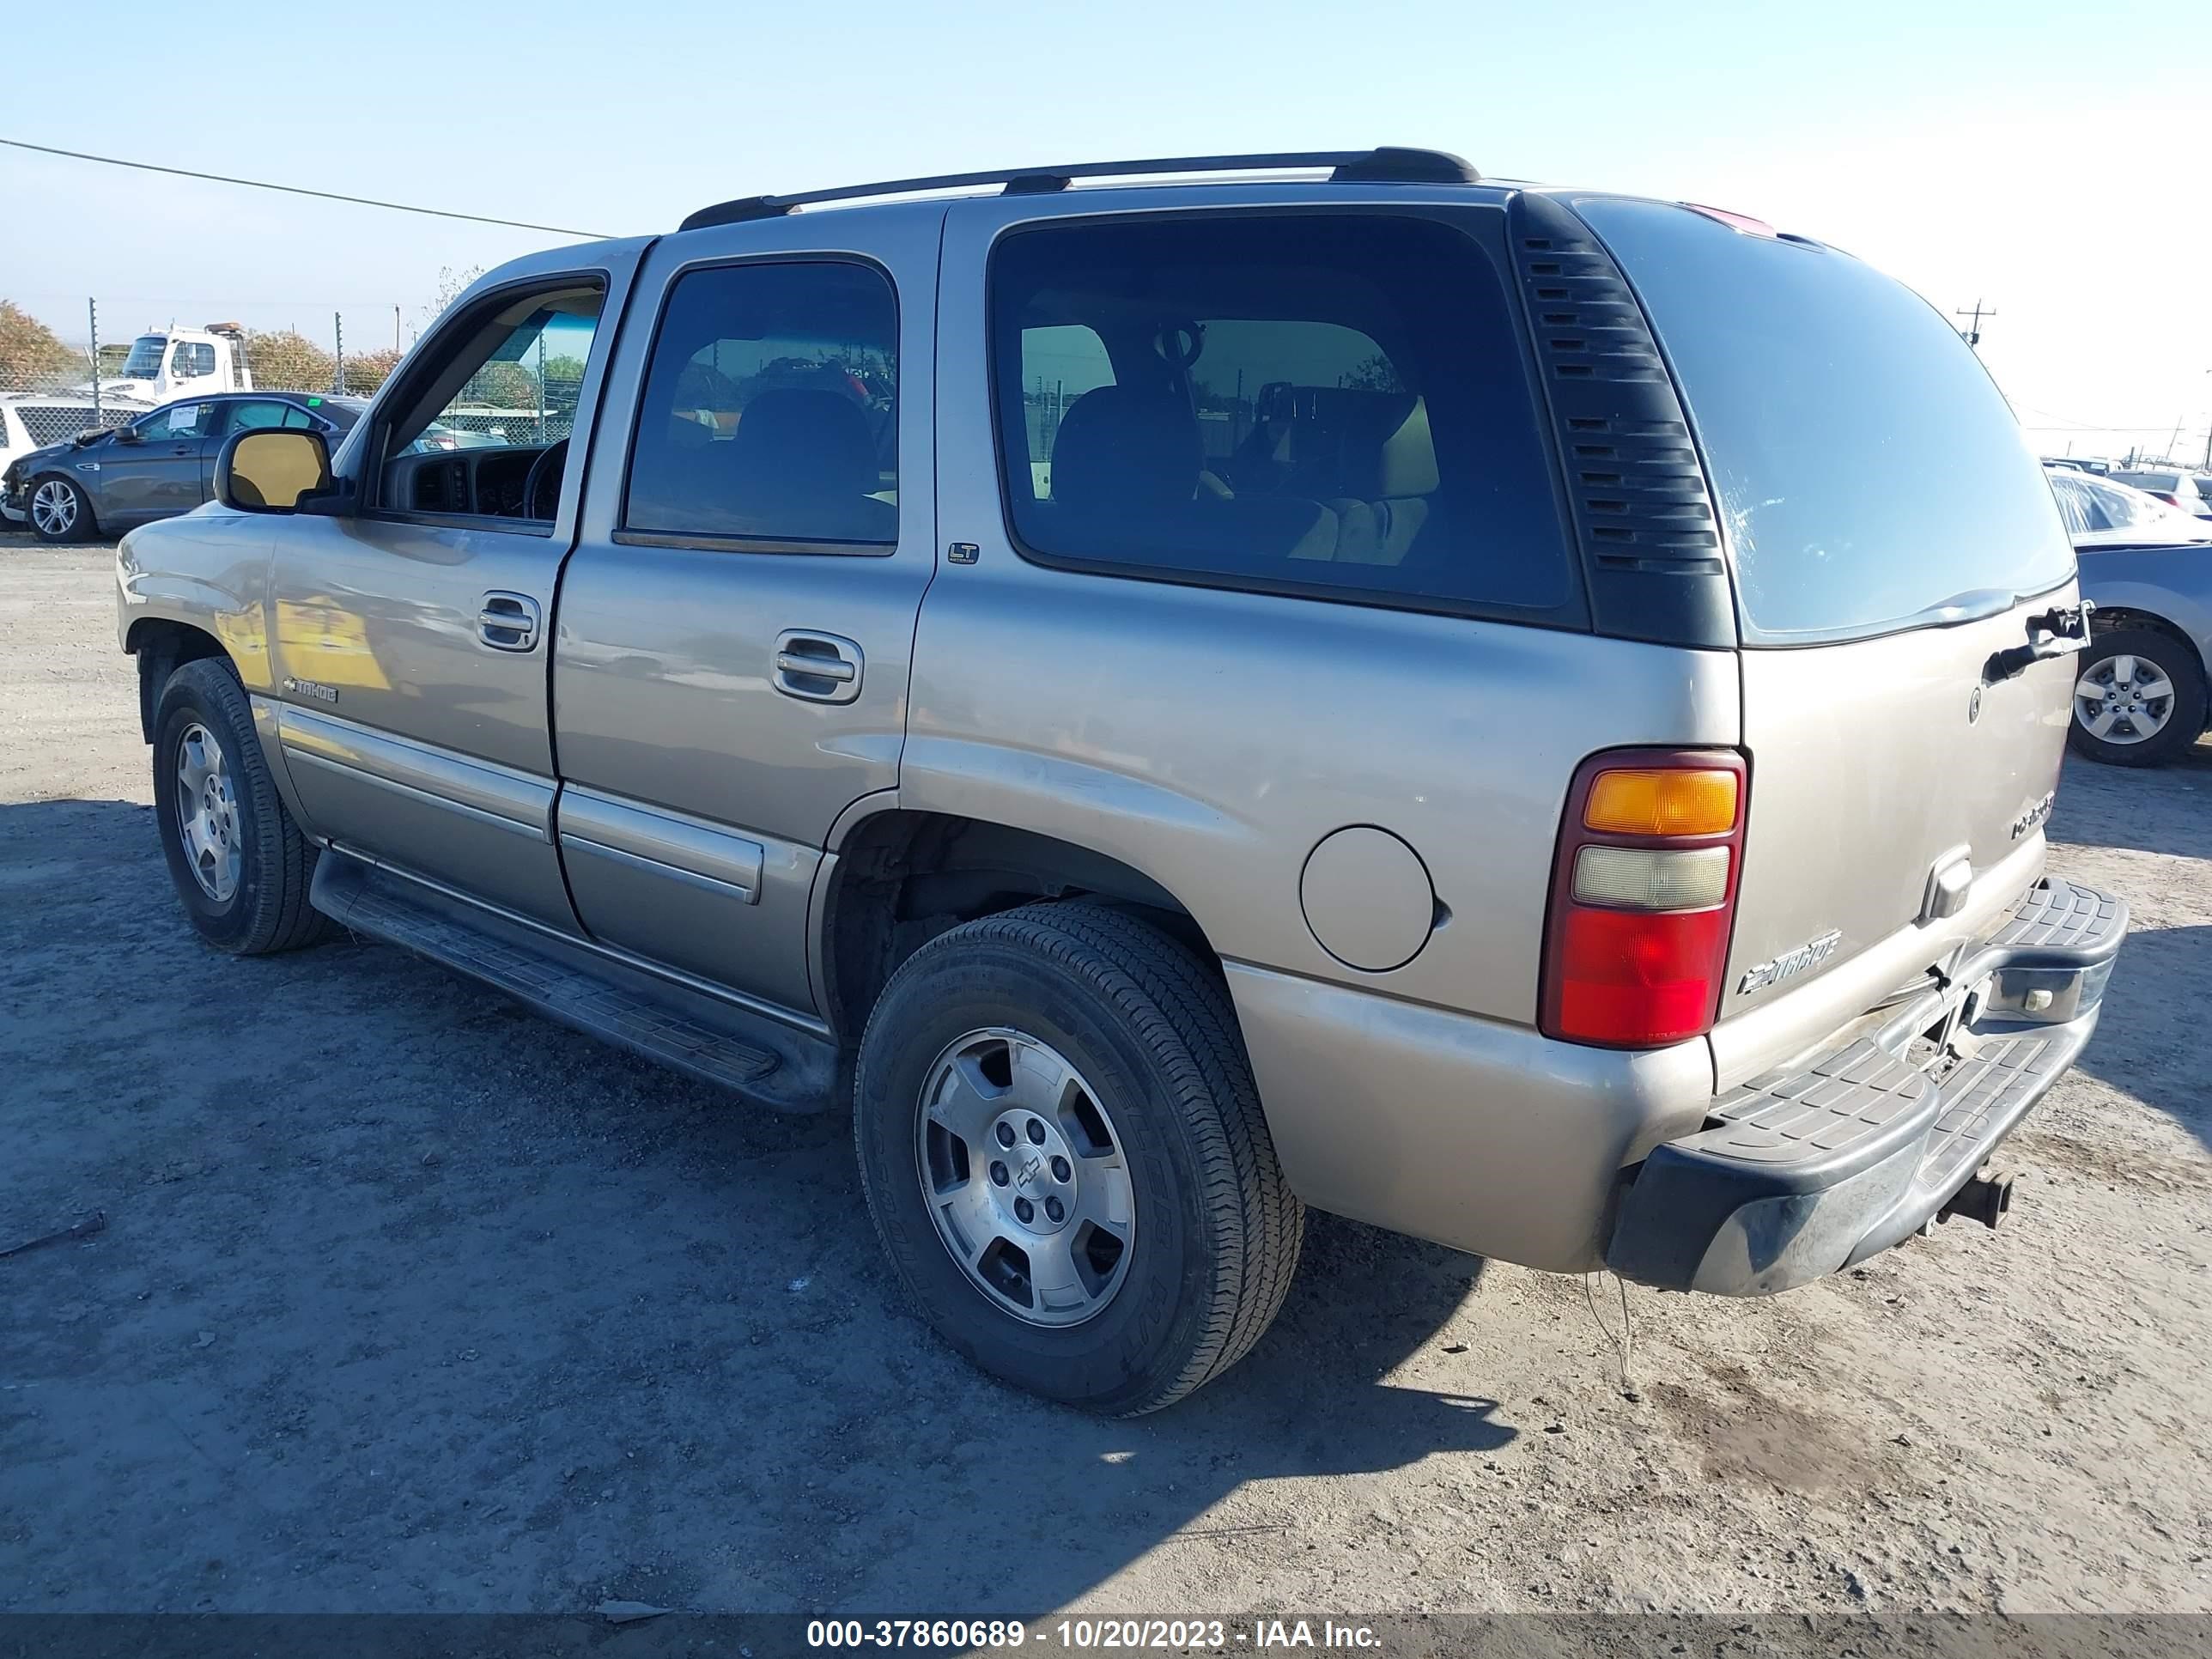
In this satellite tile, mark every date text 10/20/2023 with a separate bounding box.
[806,1619,1383,1650]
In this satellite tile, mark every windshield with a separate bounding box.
[118,337,167,379]
[1577,198,2075,644]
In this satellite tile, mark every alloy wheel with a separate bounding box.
[31,479,78,538]
[175,722,243,902]
[2075,653,2174,745]
[915,1027,1136,1328]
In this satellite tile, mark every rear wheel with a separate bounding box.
[28,475,93,543]
[151,659,331,953]
[854,901,1304,1415]
[2069,627,2208,768]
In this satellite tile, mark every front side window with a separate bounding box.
[624,260,898,545]
[989,213,1571,612]
[148,403,210,439]
[376,283,604,521]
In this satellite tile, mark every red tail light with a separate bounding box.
[2149,491,2181,507]
[1539,749,1747,1048]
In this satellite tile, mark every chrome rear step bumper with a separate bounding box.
[1607,876,2126,1295]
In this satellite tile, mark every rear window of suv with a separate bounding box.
[1575,198,2075,645]
[988,213,1574,617]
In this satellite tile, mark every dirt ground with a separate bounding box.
[3,535,2208,1618]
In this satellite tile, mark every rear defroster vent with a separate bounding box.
[1508,192,1735,648]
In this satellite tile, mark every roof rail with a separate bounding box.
[678,147,1479,232]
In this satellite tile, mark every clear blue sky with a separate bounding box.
[4,0,2205,461]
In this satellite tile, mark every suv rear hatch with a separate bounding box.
[1572,198,2083,1078]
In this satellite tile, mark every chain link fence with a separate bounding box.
[1,297,584,454]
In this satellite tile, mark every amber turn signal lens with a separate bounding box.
[1583,769,1739,838]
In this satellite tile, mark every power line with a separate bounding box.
[1,137,617,240]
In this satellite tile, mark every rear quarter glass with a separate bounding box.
[1571,198,2075,646]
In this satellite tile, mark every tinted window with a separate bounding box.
[2046,472,2094,536]
[625,261,897,545]
[222,399,298,435]
[2081,475,2179,529]
[1577,198,2075,644]
[990,214,1571,612]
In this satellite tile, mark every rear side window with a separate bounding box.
[1577,198,2075,644]
[2046,472,2095,535]
[625,260,897,547]
[989,214,1572,613]
[2081,474,2178,529]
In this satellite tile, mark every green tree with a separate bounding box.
[246,330,336,393]
[1341,352,1403,392]
[340,346,404,396]
[0,300,84,391]
[465,361,541,410]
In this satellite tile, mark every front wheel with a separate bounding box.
[854,901,1304,1415]
[151,659,332,953]
[2069,627,2209,768]
[28,475,94,543]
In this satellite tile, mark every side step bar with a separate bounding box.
[312,852,839,1113]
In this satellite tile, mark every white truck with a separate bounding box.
[100,323,253,402]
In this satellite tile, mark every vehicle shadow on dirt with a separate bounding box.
[1,796,1511,1614]
[2051,744,2212,862]
[2067,921,2212,1156]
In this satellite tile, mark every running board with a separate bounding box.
[312,852,839,1113]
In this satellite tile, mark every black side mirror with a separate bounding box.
[113,427,143,446]
[214,428,335,514]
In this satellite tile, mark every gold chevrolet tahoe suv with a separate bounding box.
[116,150,2125,1413]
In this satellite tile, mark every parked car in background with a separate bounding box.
[2045,464,2212,765]
[2110,467,2212,520]
[3,392,359,542]
[2043,456,2113,476]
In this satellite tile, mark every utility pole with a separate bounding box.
[394,304,401,352]
[1954,300,1996,349]
[334,312,345,395]
[87,298,100,431]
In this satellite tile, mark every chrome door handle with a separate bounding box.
[771,629,863,704]
[478,591,541,652]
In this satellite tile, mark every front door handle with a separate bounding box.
[478,591,541,653]
[771,629,863,704]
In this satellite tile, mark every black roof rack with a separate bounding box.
[678,148,1478,232]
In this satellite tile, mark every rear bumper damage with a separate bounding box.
[1607,876,2127,1294]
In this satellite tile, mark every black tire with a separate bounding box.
[151,658,331,954]
[2067,626,2209,768]
[27,474,95,544]
[854,901,1304,1415]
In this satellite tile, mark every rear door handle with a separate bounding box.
[771,629,863,703]
[478,591,541,652]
